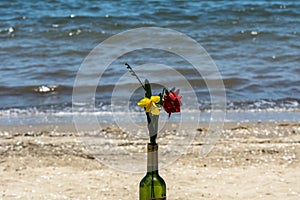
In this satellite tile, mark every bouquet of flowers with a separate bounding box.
[126,63,182,144]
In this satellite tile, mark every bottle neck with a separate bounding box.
[147,143,159,173]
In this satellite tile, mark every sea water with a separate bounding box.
[0,0,299,125]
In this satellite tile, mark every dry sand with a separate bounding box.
[0,122,300,199]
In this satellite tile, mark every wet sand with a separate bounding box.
[0,122,300,199]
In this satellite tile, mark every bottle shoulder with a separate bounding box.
[140,172,166,187]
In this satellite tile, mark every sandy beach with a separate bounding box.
[0,121,299,200]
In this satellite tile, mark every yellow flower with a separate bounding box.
[137,96,160,115]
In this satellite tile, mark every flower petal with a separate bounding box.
[137,98,150,108]
[169,92,177,101]
[145,101,152,112]
[151,105,160,115]
[150,96,160,103]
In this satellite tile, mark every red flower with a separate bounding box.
[162,89,182,117]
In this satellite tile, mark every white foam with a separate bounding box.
[8,27,14,33]
[251,31,258,35]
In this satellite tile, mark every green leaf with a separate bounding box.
[165,88,169,95]
[144,79,152,98]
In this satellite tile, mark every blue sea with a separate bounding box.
[0,0,300,125]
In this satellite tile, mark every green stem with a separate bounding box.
[125,63,145,90]
[148,113,158,144]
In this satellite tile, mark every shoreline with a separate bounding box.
[1,109,300,127]
[0,121,300,199]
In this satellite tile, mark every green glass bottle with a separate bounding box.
[139,143,166,200]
